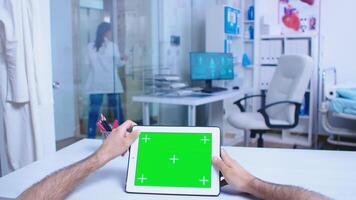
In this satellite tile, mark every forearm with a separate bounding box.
[17,153,106,200]
[246,178,330,200]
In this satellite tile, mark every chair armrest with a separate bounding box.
[233,94,265,112]
[257,101,302,129]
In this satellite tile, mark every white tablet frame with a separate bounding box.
[126,126,220,196]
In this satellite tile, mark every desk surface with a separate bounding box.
[0,139,355,199]
[132,89,252,106]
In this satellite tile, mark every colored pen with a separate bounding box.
[96,121,106,133]
[112,119,119,129]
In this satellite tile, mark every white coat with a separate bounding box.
[0,0,55,174]
[86,38,125,94]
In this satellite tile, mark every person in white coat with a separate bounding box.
[86,22,127,138]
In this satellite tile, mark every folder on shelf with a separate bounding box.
[285,39,310,56]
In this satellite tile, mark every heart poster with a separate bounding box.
[279,0,320,34]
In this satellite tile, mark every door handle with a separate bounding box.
[52,81,60,89]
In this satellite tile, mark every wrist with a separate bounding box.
[94,148,111,166]
[240,172,256,194]
[244,176,260,195]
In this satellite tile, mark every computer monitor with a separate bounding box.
[190,52,234,93]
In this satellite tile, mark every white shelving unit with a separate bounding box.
[255,34,318,147]
[250,0,318,146]
[205,0,318,147]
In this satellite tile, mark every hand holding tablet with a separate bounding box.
[126,126,221,196]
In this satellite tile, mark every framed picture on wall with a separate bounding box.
[278,0,320,34]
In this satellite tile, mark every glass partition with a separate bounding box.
[52,0,159,140]
[74,0,158,138]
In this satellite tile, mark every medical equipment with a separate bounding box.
[320,68,356,147]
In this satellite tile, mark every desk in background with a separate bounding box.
[0,139,355,199]
[132,89,251,130]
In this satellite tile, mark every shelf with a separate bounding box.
[244,20,254,23]
[261,64,277,67]
[261,35,284,40]
[299,115,310,119]
[227,34,241,39]
[261,33,318,40]
[242,65,254,69]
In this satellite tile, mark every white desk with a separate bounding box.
[0,139,355,200]
[132,89,250,126]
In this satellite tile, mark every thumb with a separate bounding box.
[127,130,140,145]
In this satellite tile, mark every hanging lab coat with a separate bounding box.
[86,39,125,94]
[0,0,55,174]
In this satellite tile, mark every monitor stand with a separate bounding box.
[202,80,227,93]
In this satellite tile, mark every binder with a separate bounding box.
[260,39,283,65]
[285,39,310,56]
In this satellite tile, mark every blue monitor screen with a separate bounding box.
[190,52,234,80]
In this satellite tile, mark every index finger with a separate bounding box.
[120,120,137,131]
[221,149,235,167]
[127,130,140,144]
[212,156,229,173]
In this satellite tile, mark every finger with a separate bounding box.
[120,120,137,132]
[212,156,229,172]
[108,128,119,137]
[127,130,140,144]
[221,149,235,167]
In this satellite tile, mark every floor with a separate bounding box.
[56,133,356,151]
[56,137,84,150]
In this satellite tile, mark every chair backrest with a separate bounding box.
[265,55,313,124]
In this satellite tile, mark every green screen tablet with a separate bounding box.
[126,126,220,196]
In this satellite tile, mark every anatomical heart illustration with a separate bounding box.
[282,5,300,31]
[300,0,315,5]
[279,0,319,34]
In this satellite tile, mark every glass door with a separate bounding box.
[51,0,158,141]
[75,0,158,138]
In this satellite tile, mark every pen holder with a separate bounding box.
[102,131,111,140]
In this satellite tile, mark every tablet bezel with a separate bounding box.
[126,126,220,196]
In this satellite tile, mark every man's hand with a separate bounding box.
[95,120,139,164]
[212,149,329,200]
[18,121,140,200]
[212,149,254,193]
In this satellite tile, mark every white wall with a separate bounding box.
[319,0,356,84]
[158,0,192,125]
[318,0,356,132]
[191,0,217,52]
[157,0,220,126]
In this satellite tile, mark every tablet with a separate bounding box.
[126,126,220,196]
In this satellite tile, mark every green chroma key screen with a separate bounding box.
[135,132,212,188]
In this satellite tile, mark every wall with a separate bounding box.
[157,0,218,126]
[50,0,77,140]
[191,0,216,52]
[319,0,356,84]
[158,0,192,125]
[318,0,356,132]
[0,100,3,176]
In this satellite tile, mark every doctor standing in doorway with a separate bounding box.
[86,22,127,138]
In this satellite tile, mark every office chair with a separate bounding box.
[228,55,313,147]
